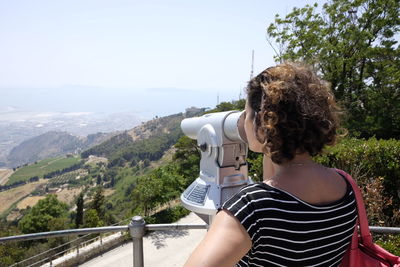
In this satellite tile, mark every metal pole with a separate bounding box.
[100,234,103,256]
[129,216,145,267]
[0,225,128,243]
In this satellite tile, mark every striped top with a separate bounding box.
[221,176,357,267]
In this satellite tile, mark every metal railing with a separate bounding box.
[8,217,133,267]
[11,230,120,267]
[1,216,399,267]
[0,216,208,267]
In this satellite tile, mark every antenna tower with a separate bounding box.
[240,50,255,100]
[249,50,255,80]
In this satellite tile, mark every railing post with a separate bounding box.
[100,234,103,256]
[129,216,145,267]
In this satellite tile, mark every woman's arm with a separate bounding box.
[184,210,252,267]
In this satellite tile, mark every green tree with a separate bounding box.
[131,174,163,216]
[91,187,105,219]
[47,217,70,248]
[96,174,102,185]
[110,176,116,187]
[130,158,138,167]
[75,193,84,228]
[18,194,68,234]
[84,209,104,227]
[173,136,200,183]
[206,99,245,113]
[143,158,150,167]
[151,165,186,202]
[0,225,24,265]
[267,0,400,138]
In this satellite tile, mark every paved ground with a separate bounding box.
[80,212,207,267]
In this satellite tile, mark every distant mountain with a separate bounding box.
[7,131,114,168]
[5,107,206,168]
[0,107,142,166]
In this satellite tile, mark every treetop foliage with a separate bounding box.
[267,0,400,138]
[18,194,68,234]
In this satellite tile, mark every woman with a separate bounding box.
[184,63,357,266]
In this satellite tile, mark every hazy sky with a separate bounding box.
[0,0,323,119]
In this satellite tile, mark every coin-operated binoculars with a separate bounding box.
[180,111,252,224]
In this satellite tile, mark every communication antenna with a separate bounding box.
[249,49,255,80]
[239,50,255,100]
[217,92,220,105]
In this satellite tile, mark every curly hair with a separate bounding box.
[247,62,341,164]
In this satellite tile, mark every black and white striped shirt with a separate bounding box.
[222,177,357,267]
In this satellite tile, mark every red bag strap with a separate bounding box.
[334,168,373,245]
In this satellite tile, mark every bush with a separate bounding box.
[314,137,400,254]
[375,234,400,256]
[145,205,190,224]
[315,138,400,210]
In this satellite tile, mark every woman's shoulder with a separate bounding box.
[228,182,281,199]
[222,182,288,211]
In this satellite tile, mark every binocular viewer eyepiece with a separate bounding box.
[180,111,252,224]
[181,110,248,144]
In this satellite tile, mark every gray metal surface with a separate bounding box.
[0,225,128,243]
[129,216,145,267]
[0,224,398,243]
[369,226,400,234]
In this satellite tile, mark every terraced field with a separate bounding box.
[0,168,13,185]
[0,179,47,215]
[7,156,81,185]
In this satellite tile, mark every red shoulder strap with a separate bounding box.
[334,168,373,245]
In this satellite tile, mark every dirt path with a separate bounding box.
[0,168,13,185]
[39,158,59,169]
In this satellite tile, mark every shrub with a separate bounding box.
[376,234,400,256]
[314,137,400,253]
[145,205,190,224]
[315,138,400,210]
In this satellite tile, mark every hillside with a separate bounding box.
[0,108,142,168]
[0,105,214,265]
[81,109,205,166]
[6,156,82,186]
[7,131,113,168]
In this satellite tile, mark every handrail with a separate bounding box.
[0,217,398,267]
[0,225,129,243]
[0,224,209,243]
[369,226,400,234]
[1,224,398,243]
[22,234,105,267]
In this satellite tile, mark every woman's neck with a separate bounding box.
[262,152,313,181]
